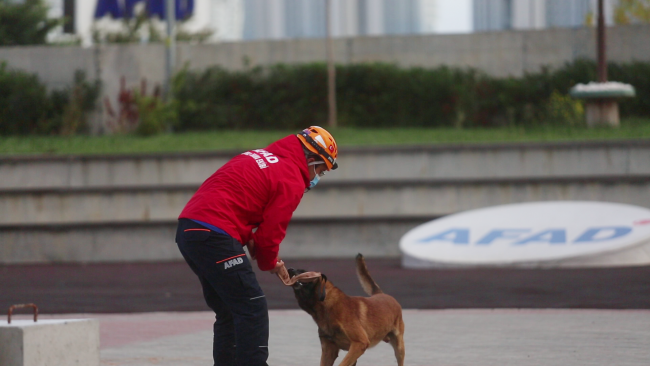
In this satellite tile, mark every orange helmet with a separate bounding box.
[297,126,338,170]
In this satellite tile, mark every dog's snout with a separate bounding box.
[288,268,307,278]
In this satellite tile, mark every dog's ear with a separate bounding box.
[318,274,328,301]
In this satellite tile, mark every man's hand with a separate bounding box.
[269,260,285,275]
[246,239,256,260]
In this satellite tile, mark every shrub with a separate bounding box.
[59,71,102,135]
[0,64,100,135]
[336,64,471,128]
[544,91,585,126]
[104,77,176,136]
[173,64,328,131]
[610,61,650,117]
[134,92,177,136]
[0,0,62,46]
[0,62,54,135]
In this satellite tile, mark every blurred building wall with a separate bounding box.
[513,0,546,30]
[1,23,647,88]
[474,0,617,32]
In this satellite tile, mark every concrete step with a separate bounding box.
[2,140,649,189]
[0,217,428,263]
[1,176,649,225]
[3,140,649,264]
[0,152,232,189]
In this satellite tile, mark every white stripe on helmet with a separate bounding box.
[314,134,327,149]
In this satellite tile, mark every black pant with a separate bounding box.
[176,219,269,366]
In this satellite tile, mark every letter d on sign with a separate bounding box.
[574,227,632,243]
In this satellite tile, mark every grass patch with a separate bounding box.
[1,119,649,156]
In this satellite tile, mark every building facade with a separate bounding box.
[37,0,628,45]
[474,0,513,31]
[242,0,437,40]
[546,0,593,28]
[473,0,618,32]
[40,0,438,44]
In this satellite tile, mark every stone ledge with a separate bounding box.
[0,319,99,366]
[2,139,650,163]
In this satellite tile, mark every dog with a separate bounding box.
[287,254,405,366]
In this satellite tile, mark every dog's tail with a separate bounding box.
[356,253,383,296]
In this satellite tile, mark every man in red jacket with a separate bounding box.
[176,126,338,366]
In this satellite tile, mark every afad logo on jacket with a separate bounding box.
[242,149,280,170]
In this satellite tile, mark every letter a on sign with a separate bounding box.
[418,229,469,245]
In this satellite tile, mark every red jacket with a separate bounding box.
[179,135,310,271]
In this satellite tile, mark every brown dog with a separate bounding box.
[287,254,405,366]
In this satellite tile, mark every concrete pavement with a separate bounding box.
[26,309,650,366]
[4,260,650,365]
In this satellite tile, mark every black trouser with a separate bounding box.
[176,219,269,366]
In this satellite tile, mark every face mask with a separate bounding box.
[309,165,320,189]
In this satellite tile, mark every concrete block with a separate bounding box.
[586,100,620,127]
[0,319,99,366]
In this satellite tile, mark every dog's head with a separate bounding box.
[288,268,328,307]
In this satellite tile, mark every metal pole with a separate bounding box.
[165,0,176,99]
[597,0,607,82]
[326,0,338,128]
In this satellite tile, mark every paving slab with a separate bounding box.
[22,309,650,366]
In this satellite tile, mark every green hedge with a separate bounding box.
[2,59,649,135]
[173,64,329,131]
[0,62,56,134]
[173,60,650,131]
[0,64,99,135]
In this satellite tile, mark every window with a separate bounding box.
[63,0,75,34]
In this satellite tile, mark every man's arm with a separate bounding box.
[252,180,303,271]
[246,239,256,260]
[248,240,285,274]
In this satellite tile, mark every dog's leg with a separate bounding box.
[319,332,339,366]
[388,332,405,366]
[337,342,368,366]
